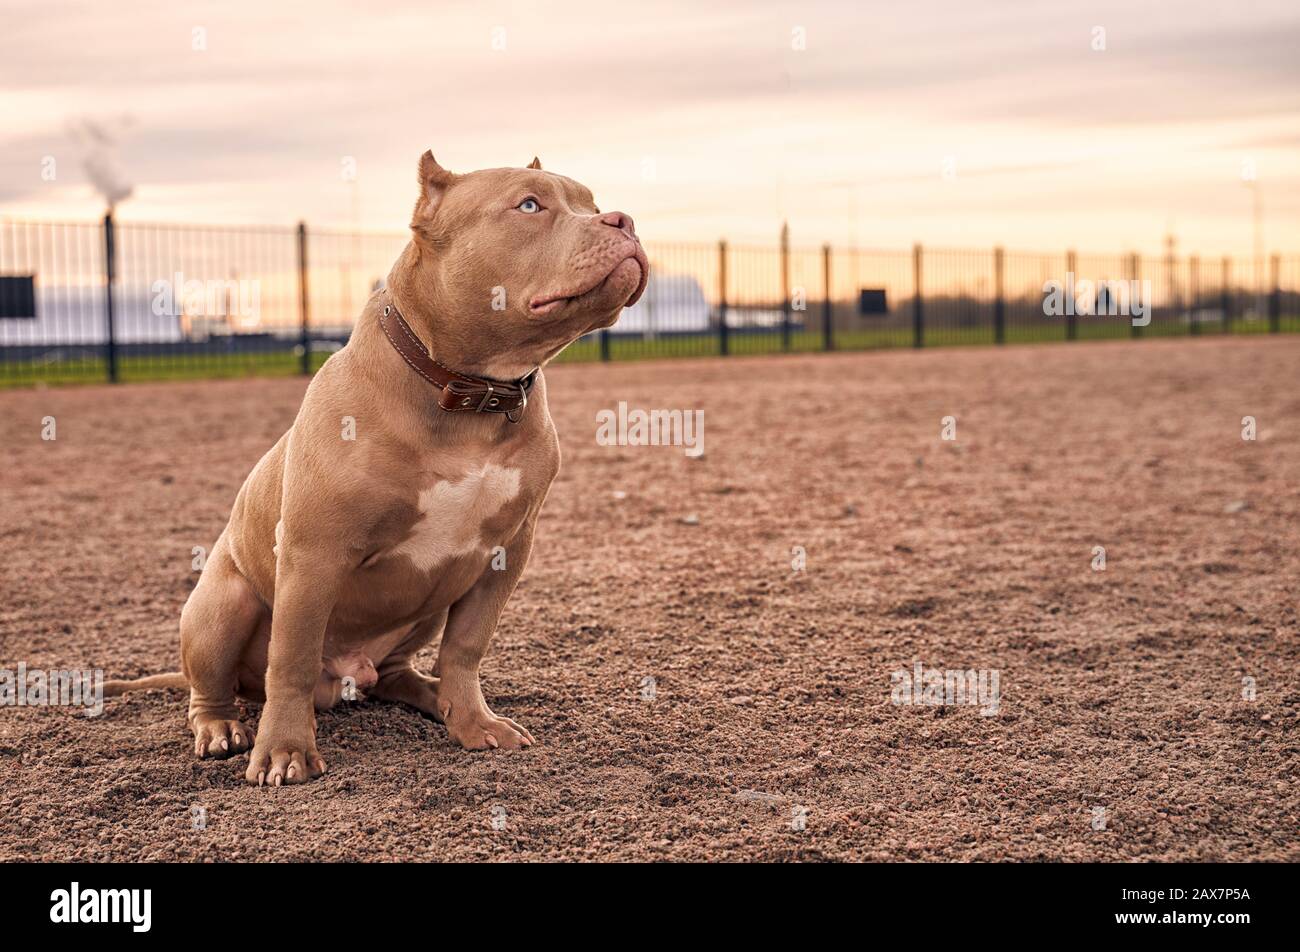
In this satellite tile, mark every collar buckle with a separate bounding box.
[505,386,527,424]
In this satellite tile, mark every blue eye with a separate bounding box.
[518,198,541,213]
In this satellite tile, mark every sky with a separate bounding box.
[2,0,1298,256]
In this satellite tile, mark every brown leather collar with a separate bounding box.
[378,294,536,423]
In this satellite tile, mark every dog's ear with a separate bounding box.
[526,156,542,170]
[411,150,454,233]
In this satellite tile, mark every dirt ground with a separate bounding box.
[1,337,1297,862]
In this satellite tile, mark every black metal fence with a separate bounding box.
[1,215,1297,387]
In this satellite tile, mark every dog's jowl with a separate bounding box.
[104,152,648,785]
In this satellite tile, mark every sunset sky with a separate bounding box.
[2,0,1298,256]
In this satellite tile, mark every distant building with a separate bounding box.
[0,285,182,345]
[615,272,710,335]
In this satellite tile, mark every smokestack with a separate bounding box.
[67,116,134,211]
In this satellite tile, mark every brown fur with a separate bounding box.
[112,152,647,785]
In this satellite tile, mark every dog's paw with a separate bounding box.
[446,711,535,751]
[245,740,326,786]
[192,717,253,759]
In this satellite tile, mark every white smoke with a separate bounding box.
[67,115,135,210]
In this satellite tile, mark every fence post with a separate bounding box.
[912,243,924,348]
[780,222,791,351]
[297,222,311,374]
[1269,254,1280,334]
[1189,256,1200,336]
[1221,256,1231,335]
[1129,252,1141,338]
[599,327,610,361]
[821,243,833,351]
[1066,249,1077,340]
[103,211,119,383]
[717,240,729,356]
[993,246,1005,345]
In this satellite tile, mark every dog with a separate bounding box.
[106,151,648,785]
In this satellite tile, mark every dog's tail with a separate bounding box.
[103,672,189,696]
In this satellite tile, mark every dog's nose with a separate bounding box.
[598,211,636,239]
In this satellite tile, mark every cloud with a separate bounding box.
[2,0,1298,253]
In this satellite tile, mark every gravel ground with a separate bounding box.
[1,336,1297,861]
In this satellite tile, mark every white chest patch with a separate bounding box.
[388,463,523,572]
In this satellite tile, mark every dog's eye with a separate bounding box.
[517,198,542,214]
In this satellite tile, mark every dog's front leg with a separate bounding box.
[245,548,345,786]
[434,525,537,751]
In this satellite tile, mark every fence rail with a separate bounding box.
[1,215,1297,387]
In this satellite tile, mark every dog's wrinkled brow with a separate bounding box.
[548,174,597,213]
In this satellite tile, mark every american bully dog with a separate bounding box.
[106,152,648,785]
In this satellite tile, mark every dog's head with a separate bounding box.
[401,151,648,377]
